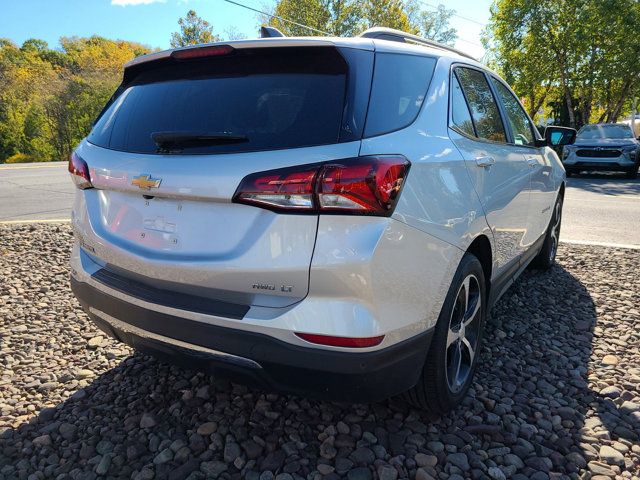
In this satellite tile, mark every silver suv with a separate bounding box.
[69,28,569,413]
[561,123,640,178]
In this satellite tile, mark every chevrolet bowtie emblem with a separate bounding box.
[132,174,162,190]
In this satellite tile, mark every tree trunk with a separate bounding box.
[607,77,637,123]
[564,88,575,128]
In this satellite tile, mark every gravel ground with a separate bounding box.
[0,224,639,480]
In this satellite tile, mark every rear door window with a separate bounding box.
[88,47,358,155]
[364,53,436,137]
[455,67,506,143]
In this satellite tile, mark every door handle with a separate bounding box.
[475,156,496,168]
[526,158,539,167]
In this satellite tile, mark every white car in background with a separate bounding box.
[69,28,570,413]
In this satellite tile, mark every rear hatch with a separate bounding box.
[76,43,373,308]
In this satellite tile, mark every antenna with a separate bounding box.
[260,26,285,38]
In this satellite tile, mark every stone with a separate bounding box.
[598,445,625,467]
[196,422,217,436]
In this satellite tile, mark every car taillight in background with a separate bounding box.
[68,151,93,189]
[233,156,410,216]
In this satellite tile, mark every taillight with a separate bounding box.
[295,332,384,348]
[171,45,234,60]
[233,156,410,216]
[235,167,318,211]
[68,151,93,189]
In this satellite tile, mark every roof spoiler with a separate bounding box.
[359,27,476,61]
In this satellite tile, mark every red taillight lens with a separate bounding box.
[171,45,234,60]
[295,332,384,348]
[68,151,93,190]
[318,157,409,214]
[233,156,410,216]
[235,167,318,211]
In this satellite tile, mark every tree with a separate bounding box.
[416,4,457,45]
[364,0,414,32]
[486,0,640,127]
[170,10,220,47]
[266,0,362,36]
[0,37,152,163]
[265,0,456,39]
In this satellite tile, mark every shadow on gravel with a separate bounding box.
[1,252,639,479]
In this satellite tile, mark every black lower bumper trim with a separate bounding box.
[71,277,433,402]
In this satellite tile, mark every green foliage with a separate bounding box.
[265,0,457,40]
[5,153,36,164]
[486,0,640,127]
[170,10,220,47]
[0,36,153,163]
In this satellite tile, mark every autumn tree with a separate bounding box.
[170,10,220,47]
[0,37,152,163]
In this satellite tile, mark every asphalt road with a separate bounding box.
[1,162,639,247]
[0,162,72,222]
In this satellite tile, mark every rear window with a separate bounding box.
[364,53,436,137]
[88,47,360,155]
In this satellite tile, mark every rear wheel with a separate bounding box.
[532,195,562,270]
[405,253,486,414]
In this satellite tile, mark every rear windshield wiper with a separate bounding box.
[151,131,249,152]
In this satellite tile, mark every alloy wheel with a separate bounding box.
[445,274,482,393]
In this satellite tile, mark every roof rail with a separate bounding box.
[359,27,476,61]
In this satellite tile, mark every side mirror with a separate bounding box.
[544,126,577,147]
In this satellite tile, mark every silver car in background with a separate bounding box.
[562,123,640,178]
[69,28,569,413]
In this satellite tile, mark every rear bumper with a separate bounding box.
[71,277,433,402]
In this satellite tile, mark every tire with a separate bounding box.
[404,253,486,414]
[625,166,638,179]
[531,195,563,270]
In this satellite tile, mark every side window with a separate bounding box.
[491,78,536,147]
[450,74,475,137]
[455,67,506,143]
[364,53,437,137]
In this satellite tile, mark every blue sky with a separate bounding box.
[1,0,491,58]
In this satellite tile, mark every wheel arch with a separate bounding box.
[466,234,492,296]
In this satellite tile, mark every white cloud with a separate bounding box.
[111,0,166,6]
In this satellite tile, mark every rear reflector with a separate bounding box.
[234,156,410,216]
[295,332,385,348]
[68,151,93,189]
[171,45,234,60]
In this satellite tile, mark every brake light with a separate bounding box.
[171,45,234,60]
[233,156,410,216]
[235,167,318,210]
[68,151,93,189]
[295,332,384,348]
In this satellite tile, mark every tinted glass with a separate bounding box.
[88,48,349,154]
[364,53,436,137]
[492,78,535,146]
[450,75,475,137]
[455,68,506,143]
[577,124,634,140]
